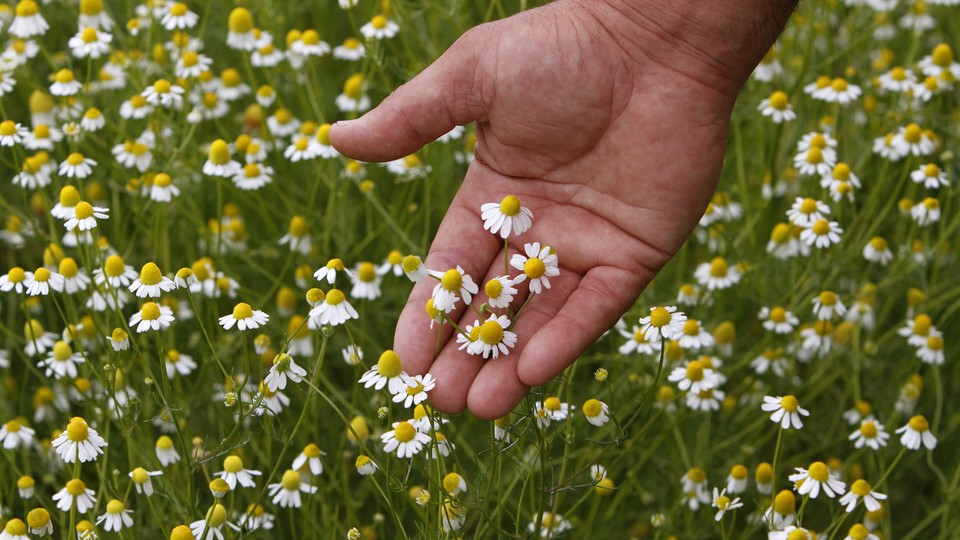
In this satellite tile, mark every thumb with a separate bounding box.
[329,29,488,162]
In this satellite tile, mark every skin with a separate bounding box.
[330,0,797,419]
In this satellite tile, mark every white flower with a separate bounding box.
[308,289,359,327]
[358,350,408,395]
[360,15,399,39]
[466,314,518,359]
[265,353,307,392]
[694,257,740,290]
[381,420,431,458]
[711,488,743,521]
[129,302,175,333]
[581,399,610,426]
[848,418,890,450]
[800,219,842,248]
[219,302,269,330]
[52,479,96,513]
[96,499,134,532]
[392,374,436,408]
[68,27,112,58]
[161,2,198,30]
[758,91,795,123]
[910,163,949,189]
[788,461,845,499]
[639,305,687,340]
[896,415,937,450]
[216,456,262,489]
[51,417,107,463]
[761,395,809,430]
[429,266,479,313]
[668,359,720,394]
[510,242,559,294]
[480,195,534,238]
[838,480,887,513]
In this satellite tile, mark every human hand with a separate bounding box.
[330,0,792,419]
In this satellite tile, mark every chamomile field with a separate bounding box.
[0,0,958,539]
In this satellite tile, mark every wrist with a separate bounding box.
[575,0,798,100]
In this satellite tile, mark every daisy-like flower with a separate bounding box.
[38,340,84,379]
[812,290,846,320]
[820,163,861,202]
[788,461,845,499]
[264,353,306,392]
[52,478,96,512]
[817,77,862,104]
[849,418,890,450]
[892,123,935,157]
[355,454,378,476]
[292,443,324,476]
[238,503,275,532]
[25,508,52,536]
[769,526,814,540]
[0,266,30,293]
[862,237,893,265]
[761,395,809,430]
[910,197,941,227]
[0,418,35,449]
[63,201,108,232]
[677,319,714,350]
[759,306,799,334]
[232,163,273,190]
[156,435,180,465]
[581,398,610,426]
[617,323,661,355]
[917,335,945,365]
[899,314,938,347]
[358,350,409,395]
[350,262,382,300]
[190,504,240,540]
[226,7,256,49]
[793,146,836,177]
[430,266,479,313]
[0,120,28,146]
[128,262,175,298]
[694,257,740,291]
[381,420,431,458]
[314,258,346,284]
[9,0,49,37]
[668,359,720,394]
[844,524,879,540]
[216,455,262,489]
[481,195,534,238]
[639,305,687,340]
[68,27,112,59]
[308,288,359,327]
[50,68,82,96]
[23,319,58,357]
[393,374,436,408]
[112,139,153,172]
[711,488,743,521]
[59,152,96,178]
[161,2,198,29]
[51,416,107,463]
[726,465,748,494]
[839,480,887,513]
[680,467,711,510]
[252,41,284,67]
[142,79,184,109]
[129,467,163,496]
[341,344,363,366]
[753,46,782,81]
[165,349,197,378]
[94,254,138,289]
[896,414,937,450]
[510,242,559,294]
[402,255,429,283]
[800,218,842,248]
[333,37,365,60]
[175,50,212,78]
[918,43,960,80]
[483,275,518,309]
[268,470,317,508]
[758,91,795,123]
[96,499,134,532]
[911,163,949,189]
[129,302,175,333]
[219,302,269,331]
[203,139,241,177]
[912,75,947,102]
[24,267,64,296]
[147,172,180,202]
[878,66,917,93]
[467,314,518,359]
[360,14,399,39]
[80,109,105,132]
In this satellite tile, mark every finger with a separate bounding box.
[516,266,646,387]
[329,27,490,162]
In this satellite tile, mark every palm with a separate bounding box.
[331,1,736,418]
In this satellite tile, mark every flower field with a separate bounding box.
[0,0,958,539]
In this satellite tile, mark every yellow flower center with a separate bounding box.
[441,269,463,292]
[141,302,161,321]
[425,298,440,319]
[768,91,788,110]
[931,43,954,67]
[686,467,706,483]
[479,320,505,345]
[485,279,504,299]
[210,478,230,494]
[402,255,421,273]
[156,435,173,449]
[301,29,320,45]
[343,37,360,49]
[170,525,194,540]
[66,417,89,441]
[53,340,73,361]
[67,152,86,167]
[848,524,869,540]
[499,195,522,216]
[394,421,416,443]
[16,0,38,16]
[66,478,87,496]
[543,396,561,411]
[81,27,99,44]
[806,147,823,164]
[26,508,49,528]
[731,464,747,480]
[909,415,929,432]
[371,15,387,29]
[228,7,253,33]
[231,302,253,320]
[442,473,462,492]
[860,421,878,438]
[223,455,243,473]
[924,197,939,210]
[709,257,728,277]
[5,419,21,432]
[582,398,602,417]
[4,520,26,535]
[0,120,17,136]
[406,381,425,396]
[685,360,705,381]
[808,461,829,482]
[387,250,403,265]
[206,504,227,527]
[403,154,421,168]
[303,443,321,458]
[682,319,700,336]
[524,257,546,279]
[170,2,188,16]
[649,307,671,328]
[850,479,872,496]
[832,163,851,181]
[780,395,799,412]
[377,350,402,377]
[131,467,149,484]
[55,69,75,84]
[831,78,848,91]
[926,335,943,351]
[106,499,124,514]
[208,139,230,165]
[358,262,376,283]
[867,236,888,251]
[325,288,345,305]
[811,219,830,235]
[344,74,364,99]
[904,123,922,144]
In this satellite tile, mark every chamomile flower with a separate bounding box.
[510,242,559,294]
[0,418,35,449]
[677,319,714,350]
[52,479,96,512]
[51,416,107,463]
[341,344,363,366]
[38,340,84,379]
[225,7,256,50]
[839,480,886,513]
[896,414,937,450]
[844,524,879,540]
[335,74,370,113]
[25,508,51,536]
[911,163,949,189]
[617,323,661,355]
[216,456,261,489]
[58,152,96,178]
[24,267,63,295]
[402,255,429,282]
[314,258,345,284]
[712,488,743,521]
[165,350,197,378]
[162,2,198,29]
[753,46,782,81]
[794,146,835,177]
[68,27,111,58]
[129,302,175,333]
[232,162,273,190]
[761,395,809,430]
[768,526,813,540]
[190,504,240,540]
[265,353,306,392]
[668,359,720,394]
[290,443,324,476]
[694,257,740,290]
[726,465,748,494]
[680,467,711,510]
[849,418,890,450]
[788,461,845,499]
[360,14,399,39]
[112,139,153,172]
[480,275,517,309]
[0,120,28,146]
[862,237,893,265]
[639,305,687,340]
[918,43,960,80]
[308,288,358,327]
[203,139,241,177]
[142,79,184,109]
[381,420,431,458]
[467,314,518,359]
[350,262,382,300]
[481,195,534,238]
[333,37,365,60]
[50,68,81,96]
[355,454,378,476]
[917,335,945,365]
[9,1,48,37]
[430,266,479,312]
[155,435,180,465]
[758,91,795,123]
[800,218,843,248]
[910,197,941,226]
[581,398,610,426]
[818,78,862,104]
[393,374,436,408]
[892,123,935,157]
[759,306,799,334]
[812,290,846,320]
[126,262,174,298]
[358,350,408,394]
[219,302,269,331]
[96,499,133,532]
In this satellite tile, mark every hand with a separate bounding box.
[330,0,785,419]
